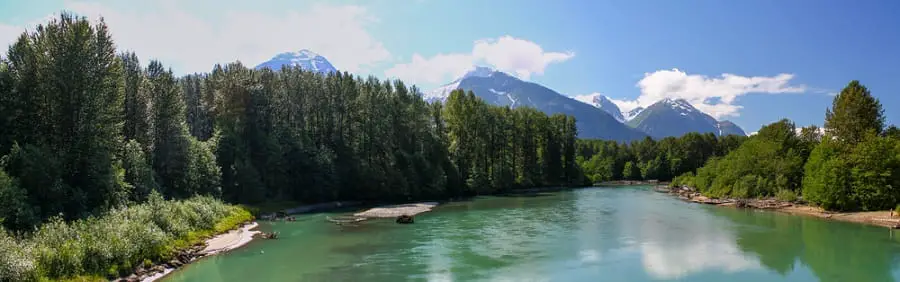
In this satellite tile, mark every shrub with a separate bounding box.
[776,189,799,202]
[0,196,251,281]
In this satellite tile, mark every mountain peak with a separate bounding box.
[628,98,745,138]
[658,97,696,113]
[423,66,504,102]
[256,49,337,74]
[574,93,624,122]
[463,66,496,78]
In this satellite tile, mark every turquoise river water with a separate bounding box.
[164,186,900,282]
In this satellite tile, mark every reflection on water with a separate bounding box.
[165,187,900,282]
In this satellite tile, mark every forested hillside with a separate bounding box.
[674,80,900,211]
[0,13,584,232]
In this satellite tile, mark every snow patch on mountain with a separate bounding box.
[662,98,695,113]
[573,93,625,122]
[256,49,337,74]
[423,66,496,102]
[624,107,644,121]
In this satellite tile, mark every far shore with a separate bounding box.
[663,185,900,229]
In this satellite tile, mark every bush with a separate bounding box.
[776,189,799,202]
[0,195,252,281]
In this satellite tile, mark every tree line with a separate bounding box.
[0,13,583,231]
[576,133,747,184]
[675,80,900,211]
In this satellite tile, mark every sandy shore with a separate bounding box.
[200,222,261,255]
[136,222,260,282]
[353,202,439,218]
[668,187,900,228]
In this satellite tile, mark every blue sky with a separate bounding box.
[1,0,898,133]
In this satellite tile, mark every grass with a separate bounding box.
[0,193,253,282]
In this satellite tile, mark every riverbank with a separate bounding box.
[665,186,900,229]
[126,222,260,282]
[598,180,667,186]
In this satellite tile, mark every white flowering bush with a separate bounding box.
[0,230,37,281]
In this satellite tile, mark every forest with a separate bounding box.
[0,13,583,231]
[671,81,900,211]
[0,13,583,280]
[576,133,747,184]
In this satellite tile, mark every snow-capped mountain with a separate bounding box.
[626,98,746,138]
[255,49,337,74]
[426,68,647,142]
[423,66,496,103]
[623,107,644,122]
[573,94,625,122]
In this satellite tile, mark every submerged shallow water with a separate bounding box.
[164,186,900,282]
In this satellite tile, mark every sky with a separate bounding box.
[1,0,898,133]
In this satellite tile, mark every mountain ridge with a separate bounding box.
[255,49,337,73]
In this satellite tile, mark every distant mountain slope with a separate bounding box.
[574,94,625,122]
[427,68,646,142]
[625,98,746,138]
[715,120,747,136]
[255,49,337,73]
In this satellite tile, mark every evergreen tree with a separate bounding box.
[825,80,885,144]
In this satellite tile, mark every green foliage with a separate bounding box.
[825,80,885,144]
[120,140,156,202]
[775,189,799,202]
[576,133,743,184]
[802,145,854,211]
[0,169,35,230]
[2,12,124,221]
[692,120,806,198]
[847,134,900,210]
[0,196,251,281]
[804,125,899,211]
[622,161,641,180]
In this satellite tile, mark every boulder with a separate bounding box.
[396,215,414,224]
[135,267,147,276]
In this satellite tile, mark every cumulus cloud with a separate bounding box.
[383,53,475,85]
[385,35,574,86]
[610,69,806,119]
[1,1,390,74]
[0,23,19,55]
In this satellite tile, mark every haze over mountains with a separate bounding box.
[258,51,746,141]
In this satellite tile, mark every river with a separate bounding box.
[163,186,900,282]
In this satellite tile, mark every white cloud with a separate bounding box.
[572,92,602,105]
[0,1,390,74]
[611,69,806,119]
[0,23,19,55]
[385,35,573,86]
[383,53,475,85]
[472,36,574,80]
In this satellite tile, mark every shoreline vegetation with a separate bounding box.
[663,185,900,229]
[0,194,254,282]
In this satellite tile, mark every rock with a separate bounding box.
[152,265,166,273]
[135,267,147,276]
[126,274,139,282]
[396,215,414,224]
[169,259,183,267]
